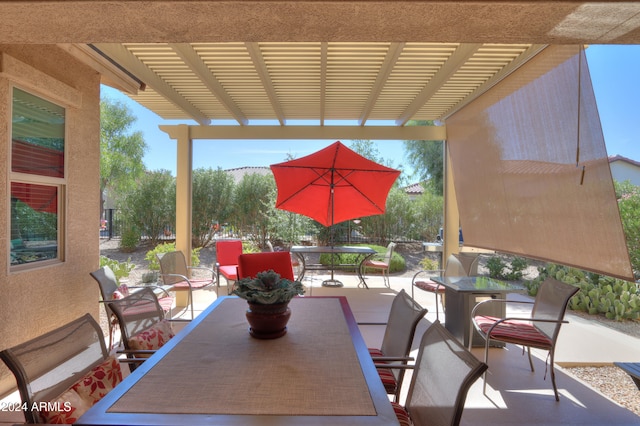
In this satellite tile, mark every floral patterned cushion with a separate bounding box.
[128,319,175,354]
[39,388,92,424]
[111,284,130,300]
[72,356,123,405]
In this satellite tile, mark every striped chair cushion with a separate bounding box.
[474,315,553,348]
[391,401,413,426]
[368,348,397,394]
[414,279,445,293]
[171,278,213,290]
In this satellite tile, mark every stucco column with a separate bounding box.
[160,124,192,308]
[443,141,460,263]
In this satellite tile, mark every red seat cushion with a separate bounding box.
[414,279,445,293]
[364,260,388,269]
[391,401,413,426]
[474,315,553,348]
[218,265,238,280]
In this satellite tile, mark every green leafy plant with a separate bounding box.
[487,256,528,281]
[99,255,135,284]
[232,270,305,304]
[119,225,140,252]
[145,242,202,270]
[419,257,439,271]
[320,244,406,274]
[526,263,640,321]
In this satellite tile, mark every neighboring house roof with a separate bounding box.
[609,155,640,186]
[609,155,640,168]
[225,166,272,183]
[403,182,426,195]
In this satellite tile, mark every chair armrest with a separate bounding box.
[129,283,175,299]
[411,269,445,284]
[188,265,215,276]
[371,356,414,362]
[374,363,415,370]
[470,298,534,317]
[357,322,388,326]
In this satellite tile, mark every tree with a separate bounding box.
[100,98,147,216]
[121,170,175,247]
[234,173,276,247]
[349,139,407,186]
[615,180,640,277]
[403,120,444,195]
[191,167,235,248]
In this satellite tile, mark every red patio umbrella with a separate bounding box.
[270,141,400,285]
[270,141,401,227]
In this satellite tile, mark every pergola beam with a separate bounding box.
[160,125,446,141]
[93,43,211,125]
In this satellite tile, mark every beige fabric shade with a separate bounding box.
[447,45,633,281]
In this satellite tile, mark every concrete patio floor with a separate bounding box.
[1,270,638,425]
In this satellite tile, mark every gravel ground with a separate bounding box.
[100,239,640,416]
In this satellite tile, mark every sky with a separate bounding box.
[100,44,640,182]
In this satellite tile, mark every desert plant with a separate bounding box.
[419,257,439,271]
[99,255,135,284]
[526,263,640,321]
[119,225,140,252]
[145,242,202,270]
[486,255,528,281]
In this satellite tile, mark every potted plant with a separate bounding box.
[232,270,305,339]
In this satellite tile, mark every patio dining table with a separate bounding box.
[290,245,377,288]
[76,296,399,426]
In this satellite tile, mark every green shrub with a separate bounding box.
[486,256,528,281]
[119,226,140,252]
[319,244,405,274]
[145,242,202,270]
[419,257,439,271]
[486,256,507,279]
[99,255,135,284]
[526,263,640,321]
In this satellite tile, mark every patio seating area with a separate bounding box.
[1,270,639,425]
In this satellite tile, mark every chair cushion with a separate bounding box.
[111,284,130,300]
[364,260,388,269]
[158,295,175,312]
[474,315,553,348]
[128,319,175,353]
[170,278,213,290]
[414,279,445,293]
[39,388,92,424]
[218,265,238,280]
[368,348,385,358]
[368,348,398,394]
[71,356,123,405]
[390,401,413,426]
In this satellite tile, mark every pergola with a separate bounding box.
[3,1,638,279]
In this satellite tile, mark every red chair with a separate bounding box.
[237,251,295,281]
[215,240,243,294]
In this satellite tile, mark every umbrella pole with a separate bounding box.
[323,180,343,287]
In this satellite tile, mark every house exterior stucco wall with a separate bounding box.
[0,45,101,396]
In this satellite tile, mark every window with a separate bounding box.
[10,88,65,268]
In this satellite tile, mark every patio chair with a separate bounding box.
[90,265,174,350]
[362,242,396,288]
[361,289,427,402]
[157,250,216,319]
[470,277,579,401]
[237,251,295,281]
[215,239,243,294]
[412,252,480,320]
[387,321,488,426]
[107,287,183,372]
[0,314,123,424]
